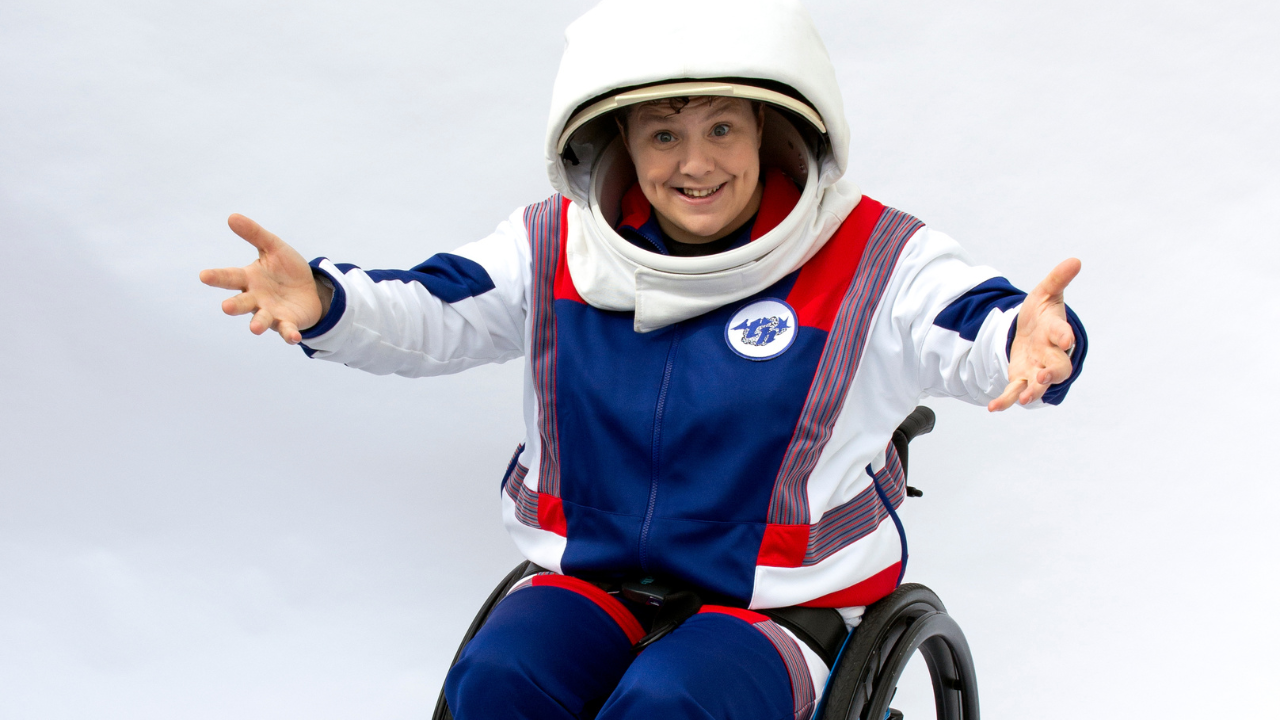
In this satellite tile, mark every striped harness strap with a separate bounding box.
[511,195,571,533]
[501,443,539,528]
[767,207,924,527]
[803,441,907,566]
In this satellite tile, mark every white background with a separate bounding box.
[1,1,1276,718]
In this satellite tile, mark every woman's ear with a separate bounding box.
[755,103,765,147]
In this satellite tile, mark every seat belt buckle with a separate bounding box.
[620,578,703,653]
[620,577,672,607]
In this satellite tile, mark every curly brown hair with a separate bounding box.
[616,96,763,131]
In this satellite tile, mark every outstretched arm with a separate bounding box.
[892,227,1087,408]
[201,206,533,377]
[198,214,328,344]
[988,258,1081,412]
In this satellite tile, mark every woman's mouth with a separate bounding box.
[677,183,725,199]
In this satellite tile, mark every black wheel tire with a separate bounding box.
[818,583,979,720]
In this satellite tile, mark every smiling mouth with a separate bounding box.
[677,183,725,199]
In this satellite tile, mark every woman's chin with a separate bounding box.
[678,225,731,242]
[661,210,736,241]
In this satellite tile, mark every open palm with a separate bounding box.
[989,258,1081,412]
[199,214,323,345]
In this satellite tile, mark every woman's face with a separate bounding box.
[621,97,764,245]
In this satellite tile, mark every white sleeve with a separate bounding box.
[296,206,532,378]
[887,227,1024,406]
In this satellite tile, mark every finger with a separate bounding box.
[1035,352,1073,386]
[249,308,275,336]
[199,267,248,290]
[1019,382,1044,406]
[1047,316,1075,353]
[1020,362,1068,404]
[1033,257,1082,300]
[221,292,258,316]
[1025,352,1074,402]
[277,320,302,345]
[988,378,1027,412]
[227,213,283,255]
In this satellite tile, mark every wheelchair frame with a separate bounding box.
[432,407,979,720]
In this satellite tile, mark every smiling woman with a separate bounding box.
[198,0,1090,717]
[617,97,766,246]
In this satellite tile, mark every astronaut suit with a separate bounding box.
[294,1,1087,717]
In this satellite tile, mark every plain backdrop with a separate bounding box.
[1,1,1277,718]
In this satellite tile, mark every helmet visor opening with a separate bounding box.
[557,80,827,158]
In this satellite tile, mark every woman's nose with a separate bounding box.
[678,138,715,177]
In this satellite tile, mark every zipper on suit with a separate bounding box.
[639,325,682,572]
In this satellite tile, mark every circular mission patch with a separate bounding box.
[725,299,798,361]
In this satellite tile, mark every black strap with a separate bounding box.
[612,576,847,664]
[760,606,848,667]
[622,579,703,652]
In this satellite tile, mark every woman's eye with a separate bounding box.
[655,131,675,143]
[712,124,730,137]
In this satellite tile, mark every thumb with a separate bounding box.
[1035,257,1082,300]
[227,213,282,255]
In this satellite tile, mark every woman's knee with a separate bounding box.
[444,639,537,717]
[598,669,717,719]
[444,583,639,719]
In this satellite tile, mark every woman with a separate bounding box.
[201,1,1086,717]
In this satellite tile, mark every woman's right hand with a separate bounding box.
[199,214,328,345]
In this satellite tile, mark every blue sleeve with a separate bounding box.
[297,253,497,356]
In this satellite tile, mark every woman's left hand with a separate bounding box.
[988,258,1082,412]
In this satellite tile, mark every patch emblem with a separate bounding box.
[725,299,798,361]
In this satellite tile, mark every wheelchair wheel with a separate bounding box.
[818,583,979,720]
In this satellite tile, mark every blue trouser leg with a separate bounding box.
[598,609,810,720]
[446,585,815,720]
[444,579,639,720]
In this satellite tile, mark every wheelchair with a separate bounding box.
[432,407,979,720]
